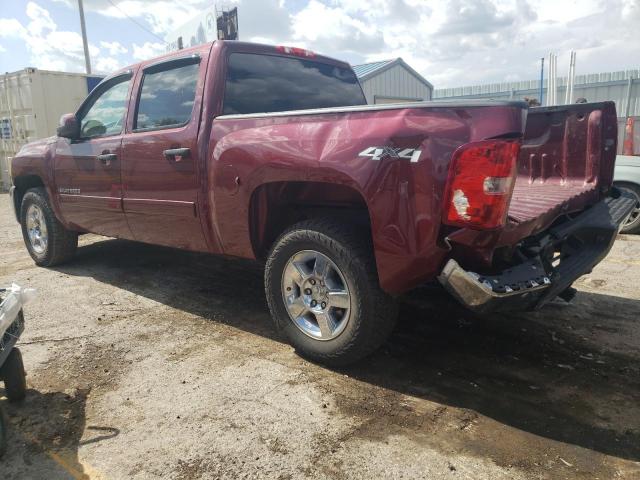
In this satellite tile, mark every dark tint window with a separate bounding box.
[223,53,366,115]
[135,62,199,130]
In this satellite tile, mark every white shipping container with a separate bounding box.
[0,68,103,190]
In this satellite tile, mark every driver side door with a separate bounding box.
[54,72,135,239]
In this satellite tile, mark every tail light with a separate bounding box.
[276,45,316,58]
[443,140,520,229]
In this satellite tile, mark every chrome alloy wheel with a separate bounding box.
[281,250,351,341]
[26,204,48,254]
[622,188,640,229]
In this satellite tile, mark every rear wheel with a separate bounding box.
[20,188,78,266]
[616,183,640,234]
[265,219,398,366]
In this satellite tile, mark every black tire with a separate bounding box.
[0,348,27,403]
[0,406,6,458]
[20,187,78,266]
[0,347,27,402]
[616,183,640,234]
[265,219,398,366]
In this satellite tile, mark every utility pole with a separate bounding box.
[539,57,544,106]
[78,0,92,74]
[565,50,576,104]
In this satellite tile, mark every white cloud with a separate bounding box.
[100,40,128,55]
[25,2,57,36]
[291,0,383,54]
[2,0,640,89]
[97,0,202,34]
[283,0,640,89]
[0,2,117,73]
[0,44,6,53]
[95,56,123,72]
[0,18,27,37]
[132,41,165,60]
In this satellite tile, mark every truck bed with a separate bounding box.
[509,180,597,223]
[508,102,618,226]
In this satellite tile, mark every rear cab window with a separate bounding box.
[134,57,200,131]
[223,53,366,115]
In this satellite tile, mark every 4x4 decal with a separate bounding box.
[358,146,422,163]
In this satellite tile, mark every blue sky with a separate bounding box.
[1,0,639,88]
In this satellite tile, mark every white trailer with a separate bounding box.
[0,68,103,190]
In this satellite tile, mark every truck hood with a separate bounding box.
[16,136,57,158]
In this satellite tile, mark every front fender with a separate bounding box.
[11,137,66,225]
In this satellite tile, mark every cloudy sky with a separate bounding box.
[0,0,638,89]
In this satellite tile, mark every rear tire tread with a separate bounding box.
[265,218,397,366]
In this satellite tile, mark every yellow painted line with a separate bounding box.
[4,382,106,479]
[13,428,104,480]
[42,448,91,480]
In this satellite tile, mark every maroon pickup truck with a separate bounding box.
[10,41,635,365]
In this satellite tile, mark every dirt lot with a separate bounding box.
[1,192,640,479]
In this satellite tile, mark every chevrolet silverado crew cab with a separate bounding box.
[9,41,636,366]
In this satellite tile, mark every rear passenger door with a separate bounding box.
[121,54,208,251]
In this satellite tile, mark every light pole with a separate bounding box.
[78,0,92,74]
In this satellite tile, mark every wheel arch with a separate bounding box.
[613,180,640,190]
[248,181,373,261]
[12,174,46,221]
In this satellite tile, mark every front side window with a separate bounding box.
[80,77,130,138]
[223,53,367,115]
[135,62,200,130]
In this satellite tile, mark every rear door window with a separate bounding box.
[135,60,200,130]
[223,53,366,115]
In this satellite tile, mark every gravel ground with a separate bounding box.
[1,192,640,479]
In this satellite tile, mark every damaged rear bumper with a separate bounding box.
[438,192,636,314]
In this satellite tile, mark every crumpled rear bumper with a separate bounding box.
[438,192,636,314]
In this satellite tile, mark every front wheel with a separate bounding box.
[20,187,78,266]
[0,348,27,403]
[265,219,398,366]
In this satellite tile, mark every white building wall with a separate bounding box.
[361,64,432,104]
[434,69,640,117]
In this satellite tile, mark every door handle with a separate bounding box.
[163,147,191,162]
[96,153,117,165]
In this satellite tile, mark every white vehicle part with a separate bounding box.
[0,284,36,338]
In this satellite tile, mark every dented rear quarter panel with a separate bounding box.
[209,103,526,293]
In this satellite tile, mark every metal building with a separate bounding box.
[353,58,433,104]
[1,68,103,190]
[434,69,640,118]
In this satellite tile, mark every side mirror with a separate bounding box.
[57,113,79,139]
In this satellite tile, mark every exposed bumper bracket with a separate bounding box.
[438,192,636,314]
